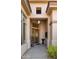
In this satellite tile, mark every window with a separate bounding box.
[36,7,41,14]
[21,22,26,45]
[21,10,26,45]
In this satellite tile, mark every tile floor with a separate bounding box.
[22,45,48,59]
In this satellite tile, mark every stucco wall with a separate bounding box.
[39,21,47,44]
[52,10,57,46]
[25,18,31,49]
[52,10,57,21]
[21,43,27,56]
[52,23,57,46]
[21,18,31,56]
[30,3,48,16]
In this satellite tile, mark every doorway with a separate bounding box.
[30,18,48,47]
[31,20,40,46]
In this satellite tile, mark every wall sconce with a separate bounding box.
[38,20,40,24]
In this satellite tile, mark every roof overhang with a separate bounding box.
[29,0,48,3]
[21,0,31,16]
[46,1,57,15]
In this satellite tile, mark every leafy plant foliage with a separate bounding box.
[48,45,57,59]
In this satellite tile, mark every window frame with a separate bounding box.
[36,7,41,14]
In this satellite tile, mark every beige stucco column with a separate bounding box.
[25,17,31,49]
[51,10,57,46]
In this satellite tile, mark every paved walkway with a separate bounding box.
[22,45,48,59]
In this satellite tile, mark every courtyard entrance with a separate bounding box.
[22,18,49,59]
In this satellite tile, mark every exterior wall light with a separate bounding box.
[38,20,40,24]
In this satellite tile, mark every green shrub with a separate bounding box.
[48,45,57,59]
